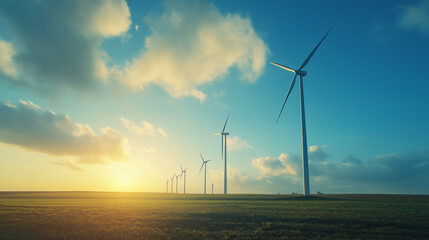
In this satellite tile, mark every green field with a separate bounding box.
[0,192,428,239]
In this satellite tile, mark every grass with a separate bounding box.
[0,192,428,239]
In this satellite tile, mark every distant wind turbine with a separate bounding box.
[212,182,214,194]
[166,178,169,193]
[199,153,212,194]
[180,164,188,194]
[269,27,332,196]
[215,113,229,194]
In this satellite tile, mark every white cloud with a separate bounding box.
[0,39,17,77]
[227,136,252,151]
[0,100,130,165]
[91,0,131,38]
[0,0,131,92]
[135,24,140,32]
[114,0,268,101]
[398,0,429,34]
[120,117,168,138]
[252,153,300,177]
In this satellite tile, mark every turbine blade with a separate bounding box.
[269,62,296,73]
[200,152,204,162]
[199,162,204,174]
[276,74,297,123]
[299,27,332,70]
[180,164,183,172]
[222,113,230,133]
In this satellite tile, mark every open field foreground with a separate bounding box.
[1,192,428,240]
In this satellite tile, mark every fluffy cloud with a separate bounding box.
[0,100,129,165]
[398,0,429,34]
[0,0,131,91]
[252,153,300,177]
[120,117,168,138]
[91,0,131,38]
[227,136,252,151]
[114,0,268,101]
[0,39,17,77]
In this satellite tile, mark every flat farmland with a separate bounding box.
[0,192,428,239]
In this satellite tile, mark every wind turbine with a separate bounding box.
[269,27,332,196]
[215,113,229,194]
[199,153,211,194]
[180,164,188,194]
[166,178,169,193]
[212,182,214,194]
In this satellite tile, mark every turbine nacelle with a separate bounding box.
[295,70,307,76]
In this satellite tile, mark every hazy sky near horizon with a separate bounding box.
[1,0,428,194]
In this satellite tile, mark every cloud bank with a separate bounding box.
[0,100,129,165]
[0,0,268,101]
[252,145,429,193]
[114,0,268,101]
[0,0,131,91]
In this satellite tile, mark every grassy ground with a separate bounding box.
[0,192,428,239]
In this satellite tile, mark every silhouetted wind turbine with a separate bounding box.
[166,178,169,193]
[180,164,188,194]
[269,27,332,196]
[215,113,229,194]
[199,153,211,194]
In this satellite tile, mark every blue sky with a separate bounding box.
[0,0,428,194]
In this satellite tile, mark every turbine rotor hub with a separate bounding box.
[222,132,229,135]
[296,70,307,76]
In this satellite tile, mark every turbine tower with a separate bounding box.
[180,164,188,194]
[166,178,169,193]
[175,174,179,194]
[269,27,332,196]
[215,113,229,194]
[212,182,214,194]
[199,153,211,194]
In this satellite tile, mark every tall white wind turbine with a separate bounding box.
[215,114,229,194]
[269,28,332,196]
[180,164,188,194]
[199,153,212,194]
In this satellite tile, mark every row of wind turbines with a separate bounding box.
[166,114,230,194]
[165,28,332,196]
